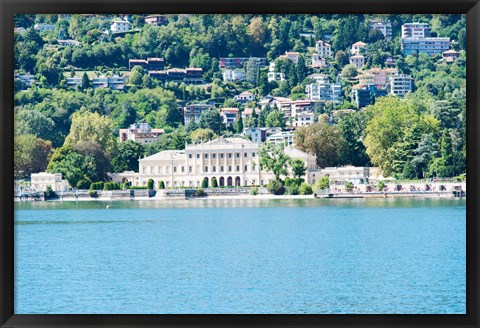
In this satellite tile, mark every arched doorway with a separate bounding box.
[203,177,209,187]
[235,176,241,187]
[219,177,225,187]
[227,176,233,187]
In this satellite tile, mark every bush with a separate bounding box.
[314,176,329,191]
[201,179,208,189]
[377,181,385,191]
[249,186,259,196]
[130,186,148,190]
[267,179,285,195]
[103,182,120,191]
[159,180,165,189]
[88,190,98,198]
[194,188,206,197]
[211,177,218,188]
[299,182,313,195]
[147,179,154,190]
[286,184,299,195]
[90,182,105,190]
[345,181,354,191]
[44,185,57,199]
[77,178,91,190]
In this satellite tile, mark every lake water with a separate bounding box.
[14,198,466,314]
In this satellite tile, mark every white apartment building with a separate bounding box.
[305,82,342,103]
[402,22,431,38]
[371,20,392,39]
[267,62,285,82]
[389,74,413,96]
[126,137,318,188]
[223,69,246,82]
[357,73,375,87]
[14,73,35,87]
[349,54,365,68]
[183,104,215,125]
[402,37,451,56]
[119,122,165,144]
[363,67,398,88]
[31,172,69,192]
[111,20,131,33]
[351,41,367,55]
[66,77,82,88]
[92,76,125,90]
[315,40,333,58]
[267,132,295,146]
[220,108,239,125]
[243,127,282,145]
[291,111,315,129]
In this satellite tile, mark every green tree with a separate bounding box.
[63,111,117,157]
[191,128,217,142]
[259,142,291,182]
[199,108,224,135]
[364,97,439,177]
[233,115,244,134]
[341,64,358,79]
[112,140,145,173]
[14,134,53,178]
[294,122,347,168]
[81,72,90,90]
[290,159,306,179]
[265,109,285,128]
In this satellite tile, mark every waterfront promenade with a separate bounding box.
[14,181,466,202]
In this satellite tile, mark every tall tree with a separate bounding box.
[294,122,347,168]
[259,142,291,182]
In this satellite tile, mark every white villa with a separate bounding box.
[111,137,319,188]
[315,40,333,58]
[111,20,131,33]
[30,172,69,192]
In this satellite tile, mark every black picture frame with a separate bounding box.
[1,1,479,327]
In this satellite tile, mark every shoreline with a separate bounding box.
[15,191,464,202]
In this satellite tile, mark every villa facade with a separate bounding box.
[112,137,318,188]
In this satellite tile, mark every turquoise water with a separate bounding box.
[14,198,466,314]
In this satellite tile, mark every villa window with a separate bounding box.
[236,165,240,172]
[228,166,232,172]
[213,166,216,172]
[204,166,208,172]
[220,154,224,159]
[244,165,248,171]
[173,166,177,173]
[213,154,216,159]
[196,154,200,159]
[244,153,248,157]
[189,166,192,173]
[189,154,192,159]
[252,153,256,157]
[236,153,240,158]
[182,167,185,173]
[204,154,208,159]
[221,166,224,172]
[228,153,232,158]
